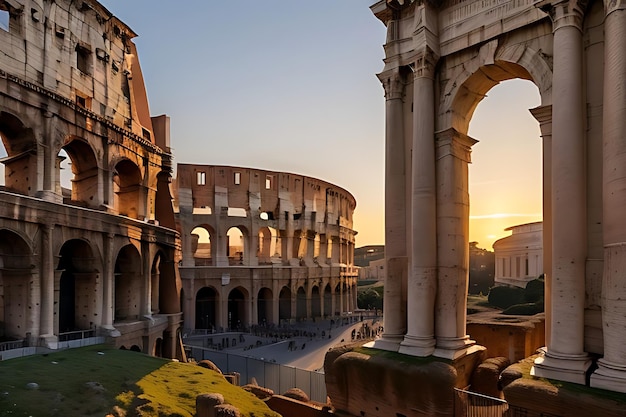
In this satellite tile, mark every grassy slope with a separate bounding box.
[0,345,280,417]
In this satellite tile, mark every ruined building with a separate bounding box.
[0,0,359,361]
[0,0,182,357]
[175,164,358,332]
[327,0,626,415]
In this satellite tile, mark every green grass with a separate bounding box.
[0,345,280,417]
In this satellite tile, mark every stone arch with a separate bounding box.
[441,51,552,134]
[311,285,321,318]
[258,226,279,264]
[296,286,307,320]
[278,286,291,322]
[227,286,248,330]
[323,284,332,318]
[114,244,142,322]
[153,337,163,357]
[57,239,99,334]
[257,287,273,325]
[59,137,100,208]
[112,158,143,220]
[195,286,219,331]
[0,228,33,340]
[0,111,37,195]
[227,226,246,266]
[191,224,214,266]
[152,248,179,315]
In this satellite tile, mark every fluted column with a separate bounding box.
[532,0,591,384]
[591,0,626,393]
[373,67,407,352]
[434,128,479,360]
[399,49,438,357]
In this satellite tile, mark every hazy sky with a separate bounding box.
[95,1,543,249]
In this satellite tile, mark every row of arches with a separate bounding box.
[0,110,165,224]
[0,228,177,343]
[192,282,356,331]
[190,224,351,267]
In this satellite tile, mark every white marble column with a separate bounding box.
[532,0,591,384]
[591,0,626,393]
[530,105,553,348]
[372,68,407,351]
[399,50,438,357]
[433,128,479,360]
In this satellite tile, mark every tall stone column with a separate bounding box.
[373,68,408,352]
[101,233,119,334]
[530,105,553,348]
[434,128,479,360]
[39,223,55,339]
[532,0,591,384]
[591,0,626,393]
[399,49,438,357]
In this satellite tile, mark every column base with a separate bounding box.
[531,348,592,385]
[366,333,404,352]
[434,336,483,360]
[590,359,626,393]
[100,326,121,337]
[398,335,436,357]
[38,334,59,349]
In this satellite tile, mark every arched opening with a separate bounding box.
[258,226,279,264]
[279,286,291,322]
[57,239,98,334]
[191,226,213,266]
[467,78,542,252]
[227,227,244,265]
[311,285,321,318]
[113,159,143,219]
[0,112,37,195]
[195,287,218,331]
[296,286,307,321]
[227,287,247,330]
[130,345,141,352]
[0,229,32,342]
[60,138,99,208]
[154,337,163,357]
[324,284,332,318]
[334,284,341,315]
[154,250,179,315]
[257,287,273,325]
[114,245,142,322]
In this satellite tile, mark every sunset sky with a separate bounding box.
[16,1,544,249]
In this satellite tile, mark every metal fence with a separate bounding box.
[454,388,509,417]
[186,345,327,403]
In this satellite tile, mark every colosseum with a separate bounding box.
[0,0,182,357]
[0,0,359,359]
[175,164,358,333]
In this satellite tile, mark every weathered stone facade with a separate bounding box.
[175,164,358,331]
[0,0,182,357]
[367,0,626,396]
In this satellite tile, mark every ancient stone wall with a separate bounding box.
[174,164,358,331]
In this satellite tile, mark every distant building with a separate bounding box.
[174,164,359,331]
[493,222,543,288]
[354,245,385,281]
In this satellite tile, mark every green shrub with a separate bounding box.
[502,302,544,315]
[524,275,545,303]
[487,286,526,309]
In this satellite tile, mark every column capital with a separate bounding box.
[536,0,587,31]
[379,69,406,101]
[435,128,478,163]
[411,47,439,80]
[604,0,626,15]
